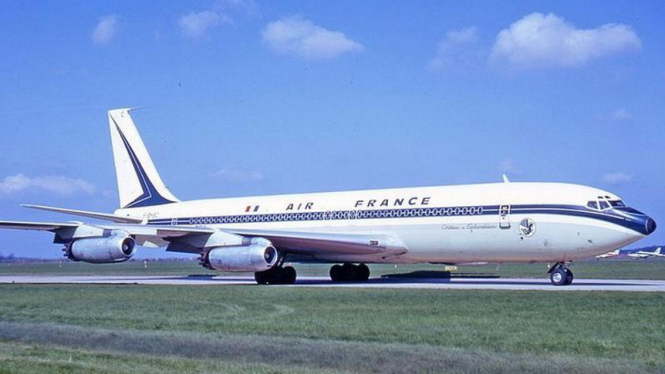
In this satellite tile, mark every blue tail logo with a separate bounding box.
[111,117,177,208]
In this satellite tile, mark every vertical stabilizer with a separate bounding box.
[108,108,179,209]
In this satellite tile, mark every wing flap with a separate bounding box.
[228,229,407,256]
[105,224,216,238]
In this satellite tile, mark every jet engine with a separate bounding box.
[201,238,278,272]
[66,233,136,263]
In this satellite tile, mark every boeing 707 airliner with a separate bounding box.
[0,109,656,285]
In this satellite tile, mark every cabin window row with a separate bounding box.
[183,206,486,225]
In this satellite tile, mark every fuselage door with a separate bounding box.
[324,210,332,227]
[348,209,359,227]
[499,205,511,229]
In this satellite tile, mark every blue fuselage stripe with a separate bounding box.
[146,204,649,235]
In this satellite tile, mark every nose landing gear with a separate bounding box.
[548,263,574,286]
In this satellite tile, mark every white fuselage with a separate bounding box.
[116,182,651,264]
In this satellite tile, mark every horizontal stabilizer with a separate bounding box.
[22,204,143,224]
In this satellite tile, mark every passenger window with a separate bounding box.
[587,201,598,210]
[599,201,610,210]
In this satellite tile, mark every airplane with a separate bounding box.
[628,247,664,259]
[0,108,657,286]
[595,249,621,259]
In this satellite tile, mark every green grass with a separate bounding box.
[2,258,665,280]
[0,342,337,374]
[0,285,663,373]
[1,260,664,373]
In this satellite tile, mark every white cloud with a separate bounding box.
[446,27,480,45]
[490,13,641,69]
[178,10,228,38]
[262,16,363,59]
[0,174,96,197]
[596,107,633,122]
[92,15,119,45]
[211,170,264,183]
[429,27,481,71]
[178,0,257,39]
[608,108,633,121]
[602,172,634,184]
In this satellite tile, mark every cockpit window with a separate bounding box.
[588,198,622,211]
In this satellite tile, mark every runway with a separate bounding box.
[1,275,665,292]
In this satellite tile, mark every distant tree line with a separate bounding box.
[0,252,16,262]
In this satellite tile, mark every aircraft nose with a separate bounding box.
[645,218,657,235]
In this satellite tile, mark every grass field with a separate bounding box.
[0,284,664,373]
[2,257,665,279]
[1,260,664,373]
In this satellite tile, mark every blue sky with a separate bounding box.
[1,1,664,258]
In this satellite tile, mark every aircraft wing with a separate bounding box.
[0,220,406,256]
[0,220,81,231]
[0,220,214,240]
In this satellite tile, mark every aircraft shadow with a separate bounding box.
[98,275,654,288]
[294,277,650,287]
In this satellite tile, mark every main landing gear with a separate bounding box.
[548,263,574,286]
[254,265,297,285]
[254,262,371,284]
[255,255,297,285]
[329,263,370,282]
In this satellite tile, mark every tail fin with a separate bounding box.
[108,108,179,209]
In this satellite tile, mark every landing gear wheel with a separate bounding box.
[329,263,370,282]
[341,263,357,280]
[564,268,574,285]
[254,271,269,285]
[355,264,370,281]
[255,265,297,285]
[548,262,574,286]
[283,266,297,284]
[550,268,568,286]
[330,265,344,282]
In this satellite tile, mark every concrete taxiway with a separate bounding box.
[1,275,664,292]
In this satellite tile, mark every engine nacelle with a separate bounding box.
[67,234,136,264]
[204,238,278,272]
